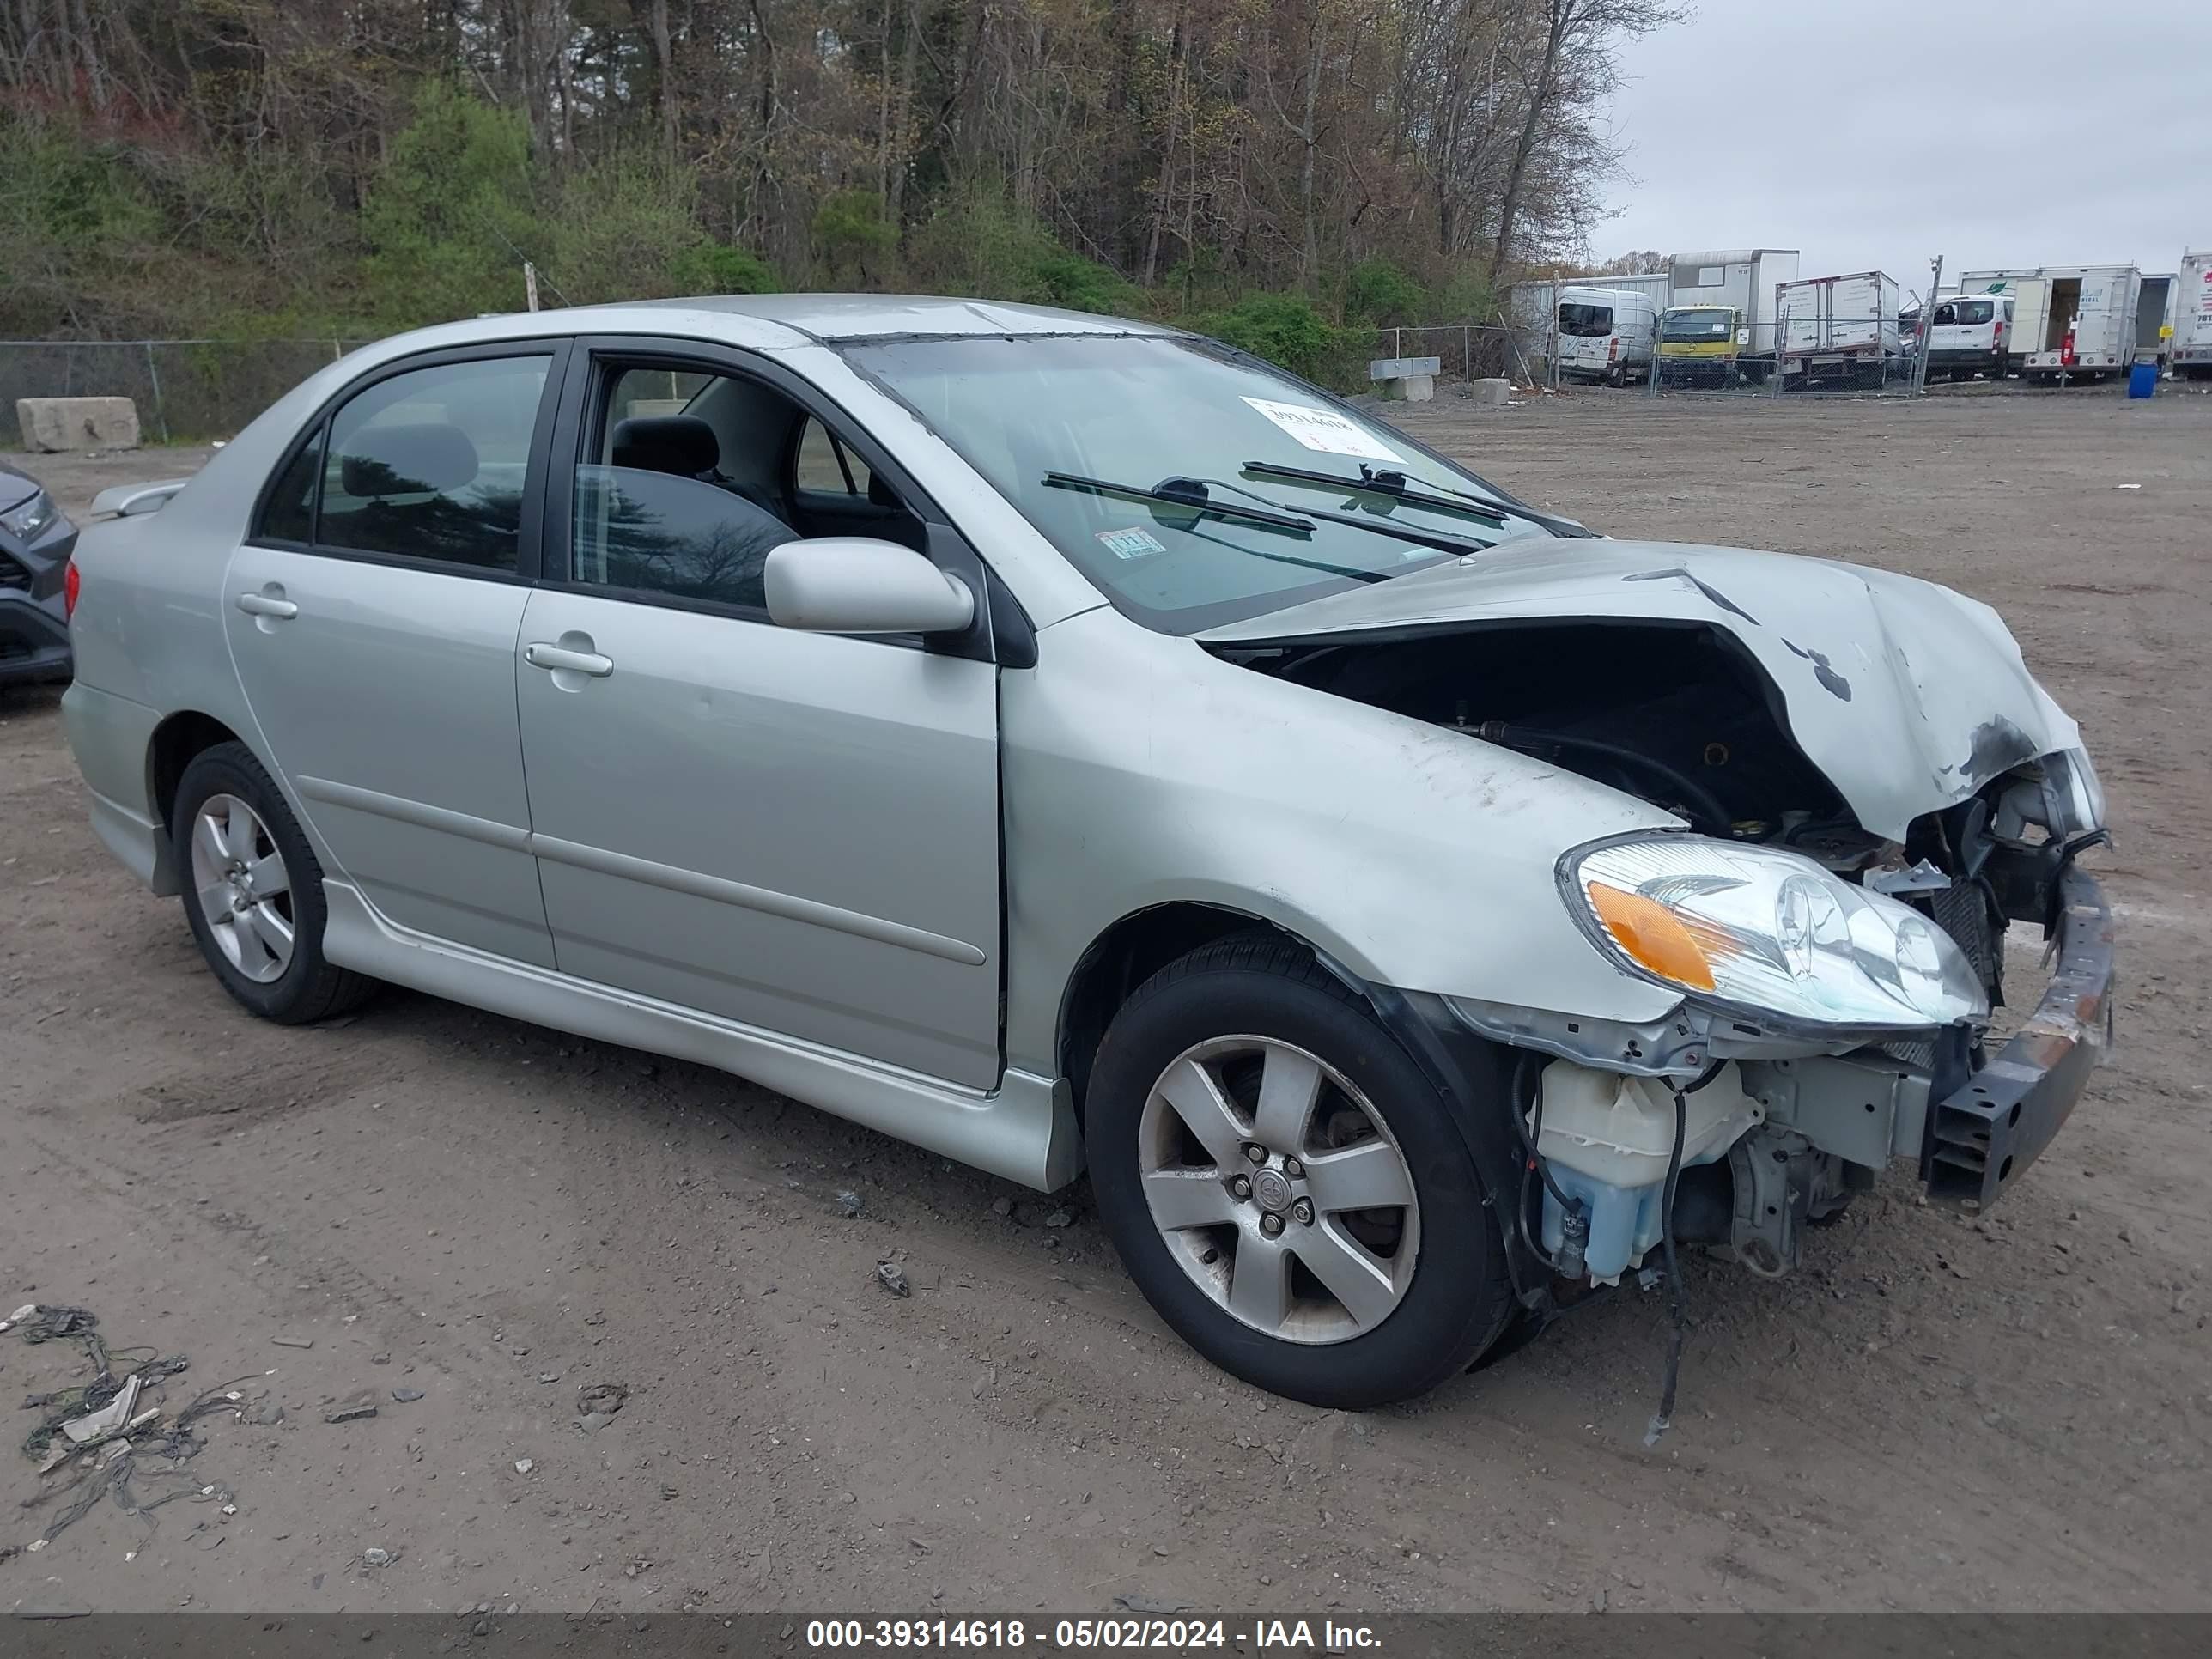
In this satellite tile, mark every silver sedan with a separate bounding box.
[61,296,2114,1407]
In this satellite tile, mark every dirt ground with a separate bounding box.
[3,386,2208,1618]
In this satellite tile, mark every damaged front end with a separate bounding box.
[1203,541,2115,1298]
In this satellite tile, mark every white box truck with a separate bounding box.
[1958,266,2141,382]
[1666,249,1800,381]
[2175,251,2212,380]
[1778,270,1899,389]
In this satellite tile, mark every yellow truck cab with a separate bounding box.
[1656,305,1751,385]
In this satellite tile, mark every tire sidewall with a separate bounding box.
[1086,955,1510,1408]
[172,744,335,1021]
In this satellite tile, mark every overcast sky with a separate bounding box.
[1593,0,2212,302]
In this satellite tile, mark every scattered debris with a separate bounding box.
[514,1457,534,1474]
[1043,1209,1074,1230]
[390,1388,425,1403]
[323,1403,378,1424]
[836,1190,864,1218]
[2112,483,2142,490]
[1,1303,39,1333]
[576,1382,629,1416]
[270,1335,316,1351]
[362,1547,392,1568]
[1112,1595,1193,1615]
[876,1261,911,1298]
[990,1197,1013,1218]
[579,1413,614,1434]
[61,1374,144,1444]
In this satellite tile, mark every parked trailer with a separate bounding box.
[1778,271,1899,389]
[1959,266,2141,382]
[1668,249,1800,381]
[2176,252,2212,380]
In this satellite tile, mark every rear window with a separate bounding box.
[1954,300,1996,326]
[1557,303,1614,337]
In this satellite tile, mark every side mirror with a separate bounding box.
[764,537,975,635]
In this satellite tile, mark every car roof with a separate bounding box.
[575,293,1177,342]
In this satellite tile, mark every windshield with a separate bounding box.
[1558,302,1615,337]
[1660,308,1735,343]
[840,333,1549,633]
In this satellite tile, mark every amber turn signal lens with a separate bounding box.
[1585,879,1716,992]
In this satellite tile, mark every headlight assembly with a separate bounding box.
[0,489,58,541]
[1560,835,1988,1031]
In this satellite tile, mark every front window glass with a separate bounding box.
[319,356,550,570]
[1558,302,1615,337]
[1660,308,1735,342]
[840,334,1543,633]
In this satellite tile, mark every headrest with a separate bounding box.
[340,422,480,499]
[612,414,720,477]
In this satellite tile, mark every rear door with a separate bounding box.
[224,344,568,966]
[512,341,1005,1087]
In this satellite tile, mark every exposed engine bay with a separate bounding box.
[1218,617,2086,1292]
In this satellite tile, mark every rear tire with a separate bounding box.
[172,742,376,1024]
[1085,938,1516,1408]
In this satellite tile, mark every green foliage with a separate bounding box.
[672,241,777,295]
[361,82,538,326]
[1343,258,1425,325]
[905,179,1142,313]
[1424,267,1498,323]
[0,117,164,333]
[1194,292,1353,383]
[811,189,897,286]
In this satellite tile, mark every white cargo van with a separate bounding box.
[1923,292,2013,381]
[2176,252,2212,380]
[1552,285,1658,386]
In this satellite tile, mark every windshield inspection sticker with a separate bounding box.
[1241,396,1405,463]
[1096,525,1168,560]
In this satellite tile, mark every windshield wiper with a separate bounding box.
[1243,459,1589,538]
[1042,471,1314,532]
[1155,471,1499,562]
[1239,460,1510,527]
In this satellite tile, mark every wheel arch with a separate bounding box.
[144,710,252,894]
[1056,902,1317,1121]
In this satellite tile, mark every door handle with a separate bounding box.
[236,592,298,620]
[525,642,615,678]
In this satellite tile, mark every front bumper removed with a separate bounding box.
[1923,863,2114,1210]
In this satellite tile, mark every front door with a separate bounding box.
[223,346,566,967]
[512,349,1004,1087]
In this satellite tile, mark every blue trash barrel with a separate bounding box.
[2128,362,2158,398]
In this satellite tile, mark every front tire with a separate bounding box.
[1085,939,1515,1407]
[173,742,375,1024]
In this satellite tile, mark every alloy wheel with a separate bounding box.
[1136,1035,1420,1345]
[188,793,295,984]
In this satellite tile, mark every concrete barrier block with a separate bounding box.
[16,397,142,453]
[1384,374,1435,403]
[1468,378,1511,407]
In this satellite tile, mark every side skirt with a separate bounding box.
[321,882,1083,1192]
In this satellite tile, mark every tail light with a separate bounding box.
[63,558,80,621]
[1608,337,1620,362]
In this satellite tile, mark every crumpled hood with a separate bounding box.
[1199,537,2080,841]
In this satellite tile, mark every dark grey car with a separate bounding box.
[0,459,76,687]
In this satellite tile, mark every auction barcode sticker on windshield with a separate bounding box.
[1241,396,1404,463]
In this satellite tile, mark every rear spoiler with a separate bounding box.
[88,478,193,520]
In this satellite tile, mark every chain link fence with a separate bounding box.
[2,339,367,447]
